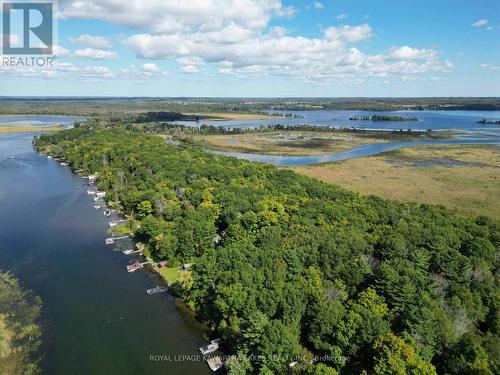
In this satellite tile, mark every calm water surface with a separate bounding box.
[189,110,500,165]
[0,131,209,375]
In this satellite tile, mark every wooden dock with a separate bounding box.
[109,219,129,227]
[205,356,224,372]
[105,235,131,245]
[123,249,142,255]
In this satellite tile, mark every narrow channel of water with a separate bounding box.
[0,132,209,375]
[217,138,500,166]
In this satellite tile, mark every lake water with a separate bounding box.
[0,115,84,128]
[174,109,500,136]
[182,110,500,165]
[0,131,210,375]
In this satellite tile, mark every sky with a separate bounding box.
[1,0,499,97]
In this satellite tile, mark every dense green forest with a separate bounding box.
[35,129,499,374]
[0,272,42,375]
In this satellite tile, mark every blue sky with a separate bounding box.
[1,0,499,96]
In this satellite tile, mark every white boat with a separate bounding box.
[105,238,115,245]
[93,205,100,209]
[146,286,169,295]
[87,190,95,195]
[93,197,100,201]
[199,339,221,355]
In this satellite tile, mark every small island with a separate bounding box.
[477,118,500,125]
[349,114,418,121]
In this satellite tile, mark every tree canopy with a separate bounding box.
[35,129,499,374]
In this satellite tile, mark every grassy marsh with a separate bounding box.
[292,144,500,219]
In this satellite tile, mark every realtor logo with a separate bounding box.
[2,1,53,54]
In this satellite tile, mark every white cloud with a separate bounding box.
[1,62,115,80]
[74,48,119,59]
[60,0,294,33]
[70,34,113,49]
[53,45,71,57]
[312,2,324,10]
[180,65,199,73]
[388,46,437,60]
[140,63,169,76]
[57,0,452,83]
[142,63,161,73]
[336,14,348,20]
[480,63,500,71]
[324,24,372,43]
[472,19,488,27]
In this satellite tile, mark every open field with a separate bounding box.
[195,130,452,156]
[158,267,180,285]
[292,144,500,219]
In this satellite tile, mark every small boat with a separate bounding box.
[87,190,95,195]
[146,286,169,295]
[105,238,115,245]
[103,210,112,217]
[127,262,142,273]
[122,249,135,255]
[47,155,52,159]
[93,205,100,209]
[60,162,68,166]
[199,339,221,355]
[93,197,100,201]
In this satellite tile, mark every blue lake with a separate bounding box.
[0,132,210,375]
[178,110,500,165]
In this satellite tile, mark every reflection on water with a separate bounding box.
[0,132,209,375]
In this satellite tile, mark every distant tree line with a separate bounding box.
[477,119,500,125]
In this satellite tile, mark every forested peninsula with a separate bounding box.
[34,129,499,374]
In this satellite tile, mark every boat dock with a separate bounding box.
[105,235,131,245]
[126,261,150,273]
[199,339,221,355]
[123,249,142,255]
[205,355,224,372]
[109,219,129,227]
[146,286,168,295]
